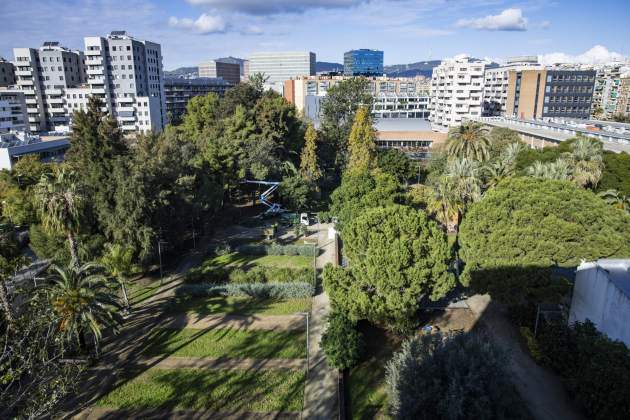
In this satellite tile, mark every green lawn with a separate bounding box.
[143,327,306,359]
[97,368,305,412]
[209,252,312,270]
[169,295,311,316]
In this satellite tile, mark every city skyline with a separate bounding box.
[1,0,629,70]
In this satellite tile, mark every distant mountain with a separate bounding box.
[316,61,344,73]
[164,67,198,78]
[384,60,441,78]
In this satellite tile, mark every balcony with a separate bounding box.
[85,49,102,56]
[28,116,39,123]
[87,68,104,76]
[91,87,106,94]
[25,98,37,105]
[15,69,32,76]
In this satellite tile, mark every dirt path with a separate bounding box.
[93,355,306,371]
[76,407,299,420]
[303,223,339,420]
[163,313,307,330]
[467,295,586,420]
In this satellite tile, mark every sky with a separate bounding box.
[1,0,629,70]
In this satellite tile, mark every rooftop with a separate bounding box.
[375,118,436,132]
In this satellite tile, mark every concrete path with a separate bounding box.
[94,355,306,371]
[162,313,307,331]
[467,295,586,420]
[76,407,300,420]
[303,223,339,419]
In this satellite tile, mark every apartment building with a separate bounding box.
[248,52,316,93]
[198,59,241,85]
[164,77,231,122]
[13,42,86,132]
[0,89,28,133]
[344,49,384,76]
[430,56,486,128]
[0,58,16,87]
[592,66,624,119]
[483,56,542,116]
[505,69,595,120]
[617,77,630,117]
[83,31,167,134]
[284,75,430,122]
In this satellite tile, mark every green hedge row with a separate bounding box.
[177,282,315,299]
[185,265,316,287]
[236,243,318,257]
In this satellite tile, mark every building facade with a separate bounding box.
[374,119,447,161]
[0,58,15,87]
[506,69,596,120]
[248,51,316,93]
[164,77,232,122]
[430,56,486,128]
[344,49,384,76]
[0,89,28,133]
[198,59,241,85]
[617,77,630,117]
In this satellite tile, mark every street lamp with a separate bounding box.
[158,240,168,285]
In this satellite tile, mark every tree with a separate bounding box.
[346,106,376,174]
[325,205,455,330]
[299,123,322,185]
[321,311,363,370]
[526,159,572,181]
[279,176,311,211]
[565,137,604,188]
[386,332,528,420]
[35,168,85,268]
[218,77,264,118]
[444,157,482,230]
[377,149,414,184]
[0,226,25,325]
[329,171,404,230]
[446,122,490,162]
[597,151,630,196]
[483,142,524,189]
[488,127,522,160]
[1,186,36,226]
[459,177,630,303]
[47,262,122,352]
[180,92,221,140]
[100,243,135,309]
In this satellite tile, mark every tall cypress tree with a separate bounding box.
[299,122,322,185]
[346,106,376,174]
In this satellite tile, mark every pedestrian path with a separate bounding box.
[76,407,300,420]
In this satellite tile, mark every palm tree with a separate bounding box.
[484,142,525,188]
[598,189,630,213]
[35,168,84,268]
[565,137,604,188]
[526,160,572,181]
[446,122,491,162]
[47,262,122,353]
[444,157,482,230]
[426,178,459,231]
[100,243,135,309]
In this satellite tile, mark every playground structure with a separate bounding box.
[243,180,286,216]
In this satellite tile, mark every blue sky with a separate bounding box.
[1,0,629,69]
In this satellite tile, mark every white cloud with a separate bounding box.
[186,0,367,15]
[456,8,528,31]
[242,25,264,35]
[539,45,629,65]
[168,13,226,34]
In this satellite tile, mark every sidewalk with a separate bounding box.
[302,223,338,419]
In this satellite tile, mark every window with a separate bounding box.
[126,46,131,51]
[112,46,117,51]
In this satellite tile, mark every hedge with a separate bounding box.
[235,243,318,257]
[177,282,315,299]
[185,265,315,286]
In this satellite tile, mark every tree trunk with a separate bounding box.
[67,232,80,269]
[120,279,129,309]
[0,280,14,326]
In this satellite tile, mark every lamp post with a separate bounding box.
[158,240,168,285]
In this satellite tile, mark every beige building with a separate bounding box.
[198,59,240,85]
[374,119,447,160]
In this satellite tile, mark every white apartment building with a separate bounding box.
[83,31,166,134]
[0,89,28,133]
[430,56,487,128]
[248,52,316,93]
[483,56,543,117]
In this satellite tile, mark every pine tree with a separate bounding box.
[299,123,322,185]
[346,106,376,174]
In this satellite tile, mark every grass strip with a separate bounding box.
[97,368,305,412]
[209,253,312,270]
[169,295,311,316]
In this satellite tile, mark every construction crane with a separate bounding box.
[243,180,285,215]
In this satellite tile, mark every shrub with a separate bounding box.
[184,266,228,284]
[386,332,529,420]
[321,312,363,370]
[177,282,315,299]
[235,243,317,257]
[537,321,630,420]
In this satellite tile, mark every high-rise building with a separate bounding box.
[248,51,316,93]
[198,59,241,85]
[344,49,384,76]
[430,56,487,128]
[483,56,542,116]
[616,77,630,118]
[505,69,595,120]
[164,77,232,122]
[0,89,28,133]
[214,57,249,81]
[83,31,167,134]
[0,58,16,87]
[592,66,624,119]
[13,42,86,132]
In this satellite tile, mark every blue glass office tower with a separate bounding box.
[344,49,384,76]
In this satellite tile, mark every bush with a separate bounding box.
[235,243,317,257]
[177,282,315,299]
[184,266,228,284]
[386,332,529,420]
[537,321,630,420]
[321,312,363,370]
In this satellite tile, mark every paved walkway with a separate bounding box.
[94,356,305,371]
[163,313,307,330]
[467,295,586,420]
[77,407,300,420]
[303,223,339,419]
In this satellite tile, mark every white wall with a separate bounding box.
[569,260,630,346]
[0,148,12,170]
